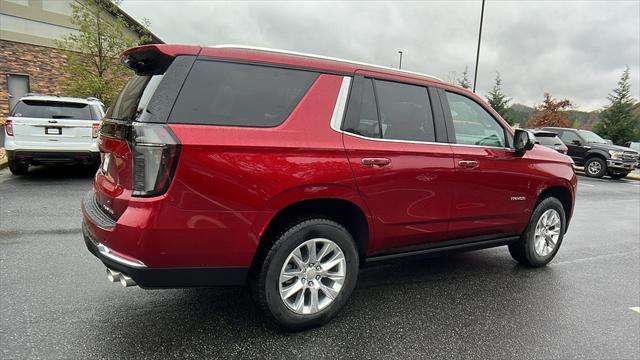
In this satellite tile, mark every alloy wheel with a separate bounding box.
[534,209,561,257]
[278,238,346,315]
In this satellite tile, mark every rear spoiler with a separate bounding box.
[121,44,201,75]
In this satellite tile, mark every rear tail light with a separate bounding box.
[5,120,13,136]
[131,124,180,197]
[92,123,100,138]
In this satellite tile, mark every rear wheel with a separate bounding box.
[609,172,629,180]
[509,197,566,267]
[584,157,606,178]
[8,159,28,175]
[251,218,359,330]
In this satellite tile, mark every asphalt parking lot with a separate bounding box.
[1,166,639,359]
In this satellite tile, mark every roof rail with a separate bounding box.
[23,92,41,97]
[86,97,101,102]
[210,45,443,82]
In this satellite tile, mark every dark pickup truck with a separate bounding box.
[543,127,640,179]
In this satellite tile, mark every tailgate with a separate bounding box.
[10,117,95,147]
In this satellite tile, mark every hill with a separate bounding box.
[506,103,601,129]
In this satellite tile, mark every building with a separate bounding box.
[0,0,162,118]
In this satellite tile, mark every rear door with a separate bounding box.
[442,90,529,239]
[556,130,587,163]
[342,74,454,253]
[9,99,98,148]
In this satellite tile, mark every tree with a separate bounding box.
[486,72,513,125]
[526,93,573,128]
[457,66,471,89]
[593,66,640,144]
[56,0,151,106]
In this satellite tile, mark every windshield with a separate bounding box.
[11,100,98,120]
[580,130,607,144]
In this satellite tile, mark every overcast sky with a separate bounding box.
[120,0,639,111]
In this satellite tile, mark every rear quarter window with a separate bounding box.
[168,60,319,127]
[11,100,98,120]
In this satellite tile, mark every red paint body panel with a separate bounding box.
[83,44,577,274]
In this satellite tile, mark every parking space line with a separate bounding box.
[630,307,640,314]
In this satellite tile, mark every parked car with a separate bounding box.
[542,127,639,179]
[4,95,105,175]
[82,44,577,330]
[624,141,640,152]
[532,130,568,154]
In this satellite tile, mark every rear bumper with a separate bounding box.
[81,191,249,288]
[7,150,100,164]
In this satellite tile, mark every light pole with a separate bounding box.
[473,0,485,93]
[398,51,403,69]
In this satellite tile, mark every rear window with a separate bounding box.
[535,134,563,145]
[168,60,319,127]
[11,100,99,120]
[107,75,164,122]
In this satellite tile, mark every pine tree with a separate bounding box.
[457,66,471,89]
[526,93,573,128]
[593,66,639,144]
[486,72,513,125]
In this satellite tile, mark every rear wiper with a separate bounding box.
[51,115,73,119]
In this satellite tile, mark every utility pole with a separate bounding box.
[473,0,485,93]
[398,51,403,69]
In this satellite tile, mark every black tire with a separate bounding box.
[251,218,359,331]
[584,157,606,178]
[8,159,28,175]
[609,172,629,180]
[508,197,566,267]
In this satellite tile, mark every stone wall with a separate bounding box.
[0,39,69,120]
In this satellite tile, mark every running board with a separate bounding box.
[365,235,520,263]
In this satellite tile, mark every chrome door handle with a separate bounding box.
[361,158,391,167]
[458,160,479,168]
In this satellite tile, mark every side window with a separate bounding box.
[343,78,381,138]
[445,91,506,147]
[559,131,581,145]
[375,80,435,142]
[169,60,318,127]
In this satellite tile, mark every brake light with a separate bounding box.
[92,123,100,138]
[5,120,13,136]
[131,124,180,197]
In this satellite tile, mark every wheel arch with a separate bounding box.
[250,197,373,274]
[536,185,574,229]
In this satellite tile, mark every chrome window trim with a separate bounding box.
[329,76,514,151]
[330,76,352,132]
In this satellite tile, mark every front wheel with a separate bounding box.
[509,197,566,267]
[252,218,359,330]
[584,157,606,178]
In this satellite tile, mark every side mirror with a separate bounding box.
[571,139,582,146]
[514,129,535,155]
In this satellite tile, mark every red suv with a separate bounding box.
[82,44,577,329]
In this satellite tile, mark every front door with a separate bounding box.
[557,130,588,164]
[442,90,530,240]
[341,75,454,253]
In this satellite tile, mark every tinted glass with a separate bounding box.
[108,75,164,122]
[375,80,435,142]
[559,131,582,145]
[169,60,318,127]
[11,100,97,120]
[446,92,506,147]
[343,78,381,138]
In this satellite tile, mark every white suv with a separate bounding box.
[4,95,104,175]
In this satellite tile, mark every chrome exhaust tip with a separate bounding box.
[119,274,137,287]
[106,268,121,282]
